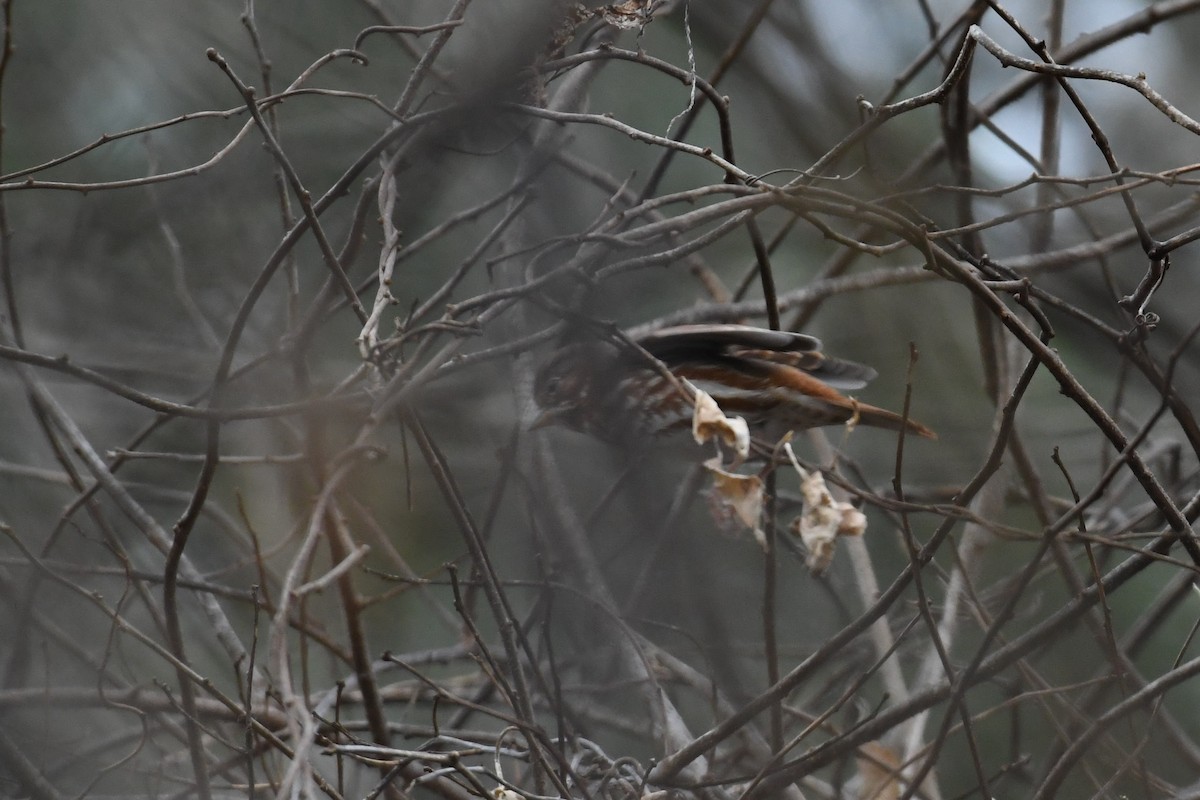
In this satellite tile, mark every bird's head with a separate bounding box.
[531,343,609,434]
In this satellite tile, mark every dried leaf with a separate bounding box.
[703,457,764,546]
[784,443,867,574]
[839,505,867,537]
[692,387,750,462]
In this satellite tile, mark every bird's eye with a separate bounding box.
[542,375,561,400]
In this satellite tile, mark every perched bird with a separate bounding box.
[532,324,936,445]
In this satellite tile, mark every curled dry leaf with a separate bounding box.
[692,386,750,463]
[694,386,762,543]
[703,457,765,547]
[785,443,867,574]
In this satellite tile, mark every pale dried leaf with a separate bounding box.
[784,443,868,573]
[703,457,764,546]
[840,505,867,537]
[692,387,750,461]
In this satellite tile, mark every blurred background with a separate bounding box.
[3,1,1200,798]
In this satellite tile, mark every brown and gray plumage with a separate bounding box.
[532,324,936,445]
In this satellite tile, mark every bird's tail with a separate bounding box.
[855,402,938,439]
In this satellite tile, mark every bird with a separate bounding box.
[531,324,936,446]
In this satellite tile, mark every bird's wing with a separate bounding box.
[634,324,822,361]
[635,324,875,391]
[740,349,877,391]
